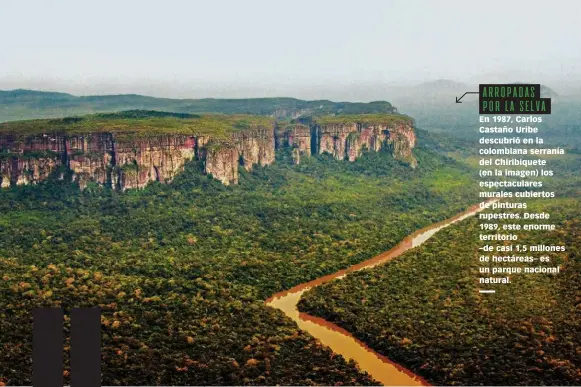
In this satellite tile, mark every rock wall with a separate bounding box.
[232,128,275,171]
[0,118,416,189]
[314,122,416,166]
[0,126,277,190]
[316,123,357,160]
[276,124,312,164]
[385,124,417,167]
[0,156,62,187]
[110,136,197,191]
[205,142,239,185]
[0,134,64,187]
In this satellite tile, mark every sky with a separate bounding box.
[1,0,580,99]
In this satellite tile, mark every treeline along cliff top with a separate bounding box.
[0,109,416,190]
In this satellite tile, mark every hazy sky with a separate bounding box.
[1,0,580,98]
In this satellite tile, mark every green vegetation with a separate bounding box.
[2,91,578,385]
[0,134,478,385]
[205,139,236,153]
[0,89,397,123]
[298,151,581,385]
[0,110,274,138]
[314,114,412,126]
[0,110,414,142]
[0,149,60,160]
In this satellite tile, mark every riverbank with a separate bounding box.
[266,201,492,385]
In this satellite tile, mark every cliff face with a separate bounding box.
[276,124,312,164]
[317,123,356,161]
[0,155,61,187]
[205,142,239,185]
[232,128,275,171]
[0,115,416,189]
[0,134,202,191]
[0,127,277,190]
[274,119,416,166]
[385,124,417,167]
[0,135,64,187]
[315,122,416,165]
[110,136,198,191]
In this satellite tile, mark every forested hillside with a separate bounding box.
[298,151,581,385]
[0,130,478,385]
[0,90,396,122]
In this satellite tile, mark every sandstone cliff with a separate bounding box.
[205,142,239,185]
[232,128,275,171]
[314,120,416,166]
[0,112,416,190]
[277,116,417,166]
[276,123,312,165]
[0,128,275,190]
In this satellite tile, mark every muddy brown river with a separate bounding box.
[266,202,493,386]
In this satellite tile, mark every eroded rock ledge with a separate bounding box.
[0,113,415,190]
[277,115,417,167]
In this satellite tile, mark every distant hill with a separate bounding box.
[0,89,397,123]
[413,79,468,91]
[528,83,559,98]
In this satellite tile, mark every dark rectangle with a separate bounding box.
[71,308,101,387]
[479,97,551,114]
[33,308,64,387]
[479,83,542,99]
